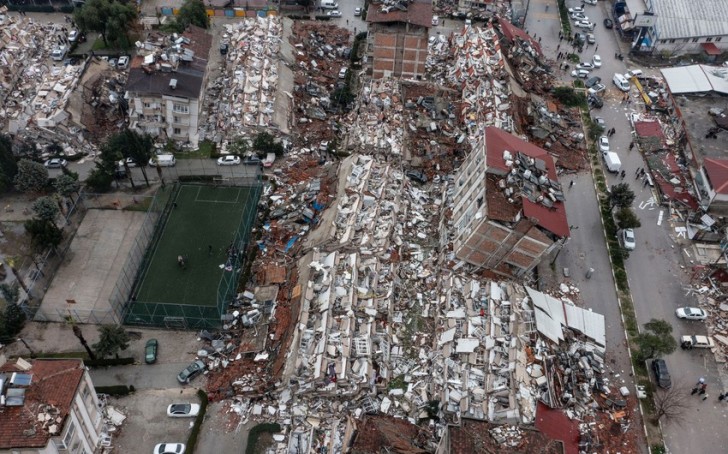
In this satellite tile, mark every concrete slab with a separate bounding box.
[38,209,146,323]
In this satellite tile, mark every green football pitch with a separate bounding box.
[134,184,256,307]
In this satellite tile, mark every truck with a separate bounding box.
[603,151,621,173]
[680,335,715,349]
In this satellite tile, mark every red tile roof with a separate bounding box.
[366,0,433,28]
[449,418,565,454]
[498,18,543,55]
[704,158,728,194]
[702,42,721,55]
[485,127,569,238]
[0,359,85,449]
[351,415,428,453]
[634,120,664,139]
[534,402,579,454]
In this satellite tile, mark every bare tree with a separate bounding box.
[653,384,690,425]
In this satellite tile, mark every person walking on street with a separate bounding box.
[569,180,575,189]
[635,167,642,176]
[699,384,708,395]
[692,386,700,395]
[620,170,626,179]
[629,142,635,150]
[697,377,706,385]
[719,393,726,401]
[595,45,598,52]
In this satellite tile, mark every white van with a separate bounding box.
[149,154,176,167]
[613,73,630,91]
[321,0,338,9]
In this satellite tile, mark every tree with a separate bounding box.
[0,134,18,193]
[54,174,82,201]
[170,0,209,32]
[24,218,63,251]
[253,132,285,157]
[93,325,130,358]
[72,325,97,360]
[85,167,114,193]
[610,183,635,209]
[32,196,61,224]
[228,136,250,157]
[74,0,137,49]
[14,159,49,193]
[653,384,689,424]
[0,283,19,304]
[105,130,154,187]
[615,207,642,230]
[635,319,677,361]
[553,86,585,107]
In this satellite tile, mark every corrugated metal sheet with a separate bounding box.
[661,65,728,94]
[653,0,728,39]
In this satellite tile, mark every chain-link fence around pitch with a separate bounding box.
[112,180,262,329]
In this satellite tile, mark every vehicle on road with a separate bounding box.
[154,443,185,454]
[568,6,584,14]
[680,335,715,349]
[603,151,621,173]
[144,339,158,364]
[575,20,595,30]
[51,45,68,61]
[652,359,672,389]
[594,117,606,128]
[577,62,595,71]
[338,67,348,79]
[117,56,130,70]
[613,73,630,91]
[327,10,342,17]
[219,43,229,55]
[149,154,176,167]
[584,0,597,4]
[621,228,636,250]
[592,54,602,67]
[675,307,708,320]
[585,76,601,88]
[68,30,79,42]
[570,13,588,21]
[625,69,644,79]
[167,403,200,418]
[588,83,606,95]
[118,157,138,168]
[571,69,590,78]
[587,93,603,109]
[587,33,596,44]
[243,155,262,165]
[573,33,586,45]
[44,158,68,169]
[598,135,610,153]
[354,7,362,16]
[603,18,614,29]
[217,155,241,166]
[320,0,338,9]
[176,360,206,384]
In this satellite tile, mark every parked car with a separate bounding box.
[217,155,241,166]
[570,12,588,21]
[327,10,342,17]
[406,170,428,184]
[576,62,595,71]
[651,359,672,389]
[680,335,715,349]
[571,69,590,78]
[176,360,206,384]
[675,307,708,320]
[598,135,610,153]
[585,76,601,88]
[568,6,584,14]
[354,7,362,16]
[587,94,603,109]
[575,20,595,30]
[588,83,606,95]
[44,158,67,169]
[594,117,606,128]
[118,157,138,168]
[592,54,602,68]
[625,69,644,79]
[243,155,262,165]
[573,33,587,44]
[154,443,186,454]
[587,33,596,44]
[584,0,597,4]
[621,228,635,250]
[144,339,158,364]
[338,67,348,79]
[167,403,201,418]
[50,45,67,61]
[219,43,229,55]
[68,29,79,42]
[603,18,614,29]
[117,56,130,70]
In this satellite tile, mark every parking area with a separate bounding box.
[106,388,200,453]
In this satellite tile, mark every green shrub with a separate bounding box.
[186,390,209,452]
[85,357,135,367]
[95,385,135,396]
[178,175,219,182]
[246,423,282,454]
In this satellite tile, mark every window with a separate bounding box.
[173,128,182,135]
[668,39,675,44]
[692,38,699,43]
[173,103,189,114]
[173,116,180,123]
[143,102,150,108]
[684,39,689,43]
[717,37,723,42]
[706,37,713,42]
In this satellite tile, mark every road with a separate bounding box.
[527,0,728,452]
[90,362,194,390]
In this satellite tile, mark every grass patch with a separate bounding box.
[123,197,153,212]
[388,375,407,391]
[91,38,108,51]
[245,423,281,454]
[176,140,217,159]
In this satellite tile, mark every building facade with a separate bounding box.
[125,25,212,147]
[366,0,432,79]
[0,357,103,454]
[451,127,569,278]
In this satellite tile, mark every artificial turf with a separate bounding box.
[134,184,255,307]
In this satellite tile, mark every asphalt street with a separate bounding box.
[90,362,195,390]
[527,0,728,452]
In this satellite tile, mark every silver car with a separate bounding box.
[675,307,707,320]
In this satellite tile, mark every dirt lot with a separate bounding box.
[106,388,200,452]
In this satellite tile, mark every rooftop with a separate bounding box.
[484,127,570,238]
[661,65,728,95]
[703,158,728,194]
[499,18,542,56]
[652,0,728,40]
[0,359,85,449]
[366,0,433,28]
[675,94,728,162]
[449,418,565,454]
[125,25,212,100]
[351,415,428,453]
